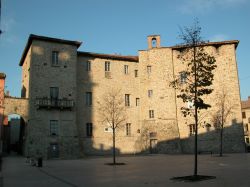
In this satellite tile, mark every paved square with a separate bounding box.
[1,153,250,187]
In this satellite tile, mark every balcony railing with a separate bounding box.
[36,98,74,110]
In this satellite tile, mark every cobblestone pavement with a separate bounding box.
[1,153,250,187]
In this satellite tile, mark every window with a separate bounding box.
[85,92,92,106]
[86,123,93,137]
[105,61,110,71]
[187,100,194,109]
[148,90,153,98]
[124,65,129,74]
[188,124,195,136]
[135,70,138,77]
[50,87,59,100]
[246,137,249,144]
[149,110,154,118]
[50,120,59,136]
[126,123,131,136]
[86,61,91,71]
[246,124,249,132]
[147,66,152,74]
[242,112,246,118]
[125,94,130,106]
[136,98,140,106]
[52,51,59,66]
[180,71,187,84]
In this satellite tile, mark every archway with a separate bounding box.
[2,114,26,155]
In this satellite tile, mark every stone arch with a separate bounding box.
[3,97,29,122]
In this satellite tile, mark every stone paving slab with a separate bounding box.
[1,154,250,187]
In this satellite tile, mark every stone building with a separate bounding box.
[0,34,245,159]
[241,96,250,151]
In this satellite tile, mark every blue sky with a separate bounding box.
[0,0,250,100]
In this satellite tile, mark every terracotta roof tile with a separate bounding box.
[241,97,250,109]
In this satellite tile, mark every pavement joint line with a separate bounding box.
[38,168,78,187]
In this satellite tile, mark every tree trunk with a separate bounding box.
[193,46,198,176]
[220,128,223,157]
[112,127,116,164]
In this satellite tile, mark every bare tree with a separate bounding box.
[211,89,234,157]
[170,20,217,176]
[98,89,126,164]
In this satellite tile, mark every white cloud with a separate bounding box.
[209,34,229,42]
[179,0,247,14]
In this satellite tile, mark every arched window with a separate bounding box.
[152,38,157,48]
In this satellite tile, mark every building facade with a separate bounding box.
[0,34,246,159]
[241,96,250,151]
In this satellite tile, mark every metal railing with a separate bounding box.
[36,98,74,109]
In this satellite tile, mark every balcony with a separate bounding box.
[36,98,74,110]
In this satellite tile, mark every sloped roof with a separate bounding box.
[78,51,138,62]
[242,97,250,109]
[19,34,82,66]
